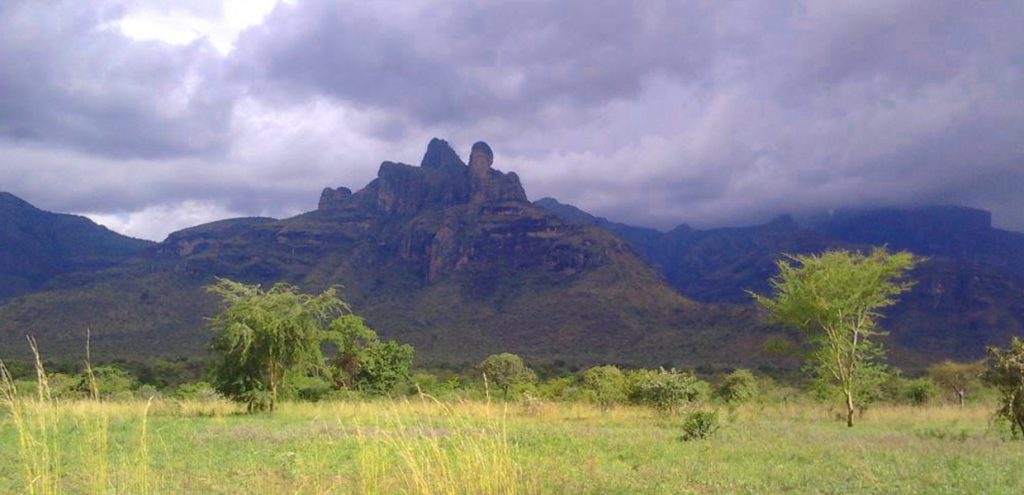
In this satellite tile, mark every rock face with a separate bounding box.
[318,187,352,210]
[421,138,466,172]
[319,139,526,215]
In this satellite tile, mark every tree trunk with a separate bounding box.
[845,390,855,427]
[957,389,965,407]
[268,361,278,412]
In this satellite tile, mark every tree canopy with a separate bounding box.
[752,248,916,427]
[207,279,348,411]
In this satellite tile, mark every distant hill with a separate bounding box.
[0,192,152,299]
[0,141,765,369]
[536,198,1024,364]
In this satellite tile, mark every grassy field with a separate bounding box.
[1,394,1022,495]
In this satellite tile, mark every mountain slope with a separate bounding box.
[0,192,153,299]
[536,198,1024,362]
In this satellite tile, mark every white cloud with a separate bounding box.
[84,201,247,241]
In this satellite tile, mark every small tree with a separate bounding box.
[982,337,1024,438]
[355,340,414,395]
[626,368,706,415]
[751,248,916,427]
[715,369,758,406]
[327,315,414,395]
[581,365,627,412]
[480,353,535,399]
[207,279,347,412]
[929,360,984,407]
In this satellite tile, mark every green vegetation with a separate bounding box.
[929,360,985,407]
[625,368,706,415]
[207,279,350,412]
[983,337,1024,437]
[752,248,916,426]
[3,392,1022,493]
[714,368,758,406]
[208,279,414,411]
[4,247,1024,492]
[480,353,536,399]
[679,409,720,441]
[327,315,414,395]
[580,365,626,411]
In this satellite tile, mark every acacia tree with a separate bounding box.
[928,360,985,407]
[751,248,916,427]
[208,279,347,412]
[983,337,1024,438]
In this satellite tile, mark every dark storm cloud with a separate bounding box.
[231,0,717,126]
[0,0,1021,240]
[0,0,234,159]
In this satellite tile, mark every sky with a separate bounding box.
[1,0,1022,241]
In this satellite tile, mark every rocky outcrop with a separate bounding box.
[318,187,352,210]
[468,141,528,204]
[421,138,466,172]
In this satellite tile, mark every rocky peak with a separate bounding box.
[467,141,526,204]
[318,186,352,210]
[319,139,527,216]
[421,138,466,172]
[468,141,494,175]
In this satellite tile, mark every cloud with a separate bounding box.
[0,0,1021,240]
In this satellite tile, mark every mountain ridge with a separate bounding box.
[1,140,759,369]
[1,141,1021,369]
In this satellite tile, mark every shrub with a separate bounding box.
[78,365,136,400]
[902,378,936,406]
[626,368,706,415]
[680,410,720,441]
[536,376,582,402]
[715,369,758,406]
[356,340,414,395]
[581,365,626,411]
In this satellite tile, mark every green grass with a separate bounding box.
[1,395,1022,494]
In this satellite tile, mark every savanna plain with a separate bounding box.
[2,394,1021,494]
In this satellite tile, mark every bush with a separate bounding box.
[903,378,936,406]
[715,369,758,406]
[354,340,414,395]
[626,368,707,415]
[680,410,720,441]
[536,376,583,402]
[79,365,136,400]
[581,365,626,411]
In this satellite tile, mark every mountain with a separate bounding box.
[0,192,152,299]
[0,140,766,368]
[5,140,1018,369]
[536,198,1024,363]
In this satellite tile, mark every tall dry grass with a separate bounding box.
[354,394,531,495]
[0,338,156,495]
